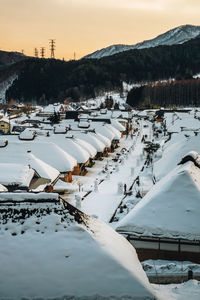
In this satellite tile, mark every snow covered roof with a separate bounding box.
[94,124,115,141]
[111,119,125,132]
[136,110,147,117]
[0,202,155,299]
[54,125,67,134]
[0,183,8,192]
[73,137,97,158]
[19,128,35,140]
[93,132,111,147]
[0,117,9,123]
[0,163,34,188]
[154,134,200,180]
[26,141,77,172]
[78,121,90,128]
[105,124,121,140]
[0,142,61,181]
[71,131,105,152]
[53,179,78,193]
[43,103,66,113]
[0,192,59,202]
[117,161,200,241]
[49,134,90,164]
[165,112,200,133]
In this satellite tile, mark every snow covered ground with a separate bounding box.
[1,106,200,299]
[152,280,200,300]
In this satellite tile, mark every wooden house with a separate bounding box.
[117,159,200,263]
[0,118,10,134]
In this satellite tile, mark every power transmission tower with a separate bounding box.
[40,47,45,58]
[49,39,56,58]
[34,48,38,58]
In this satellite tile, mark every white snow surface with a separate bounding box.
[0,137,77,173]
[0,183,8,192]
[49,134,90,164]
[0,192,59,201]
[92,132,111,147]
[69,131,106,152]
[117,161,200,240]
[0,209,155,299]
[0,163,34,188]
[142,259,200,275]
[0,142,60,182]
[19,128,35,140]
[111,119,126,132]
[73,137,97,158]
[53,179,78,193]
[152,280,200,300]
[154,133,200,180]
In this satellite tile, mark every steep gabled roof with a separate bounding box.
[117,161,200,241]
[0,148,59,183]
[0,163,34,188]
[154,134,200,180]
[0,202,155,299]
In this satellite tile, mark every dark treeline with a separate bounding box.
[4,37,200,104]
[127,78,200,108]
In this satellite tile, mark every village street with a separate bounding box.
[64,119,154,223]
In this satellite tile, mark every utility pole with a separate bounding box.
[34,48,38,58]
[74,52,76,60]
[49,39,56,58]
[21,49,24,55]
[40,47,45,58]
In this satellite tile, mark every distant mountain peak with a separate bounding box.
[84,24,200,59]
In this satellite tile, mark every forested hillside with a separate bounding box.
[127,78,200,108]
[4,37,200,104]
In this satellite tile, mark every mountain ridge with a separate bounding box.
[0,50,27,66]
[84,24,200,59]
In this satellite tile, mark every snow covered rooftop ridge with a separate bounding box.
[0,183,8,192]
[178,151,200,169]
[75,138,97,157]
[21,140,77,172]
[71,131,106,152]
[0,163,34,188]
[0,143,60,183]
[117,161,200,240]
[154,133,200,180]
[111,119,125,132]
[0,200,156,299]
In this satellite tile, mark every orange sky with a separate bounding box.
[0,0,199,60]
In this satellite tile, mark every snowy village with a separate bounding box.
[1,0,200,297]
[0,89,200,299]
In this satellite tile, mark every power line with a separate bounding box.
[40,47,45,58]
[34,48,38,58]
[49,39,56,58]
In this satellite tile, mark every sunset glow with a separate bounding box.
[0,0,199,59]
